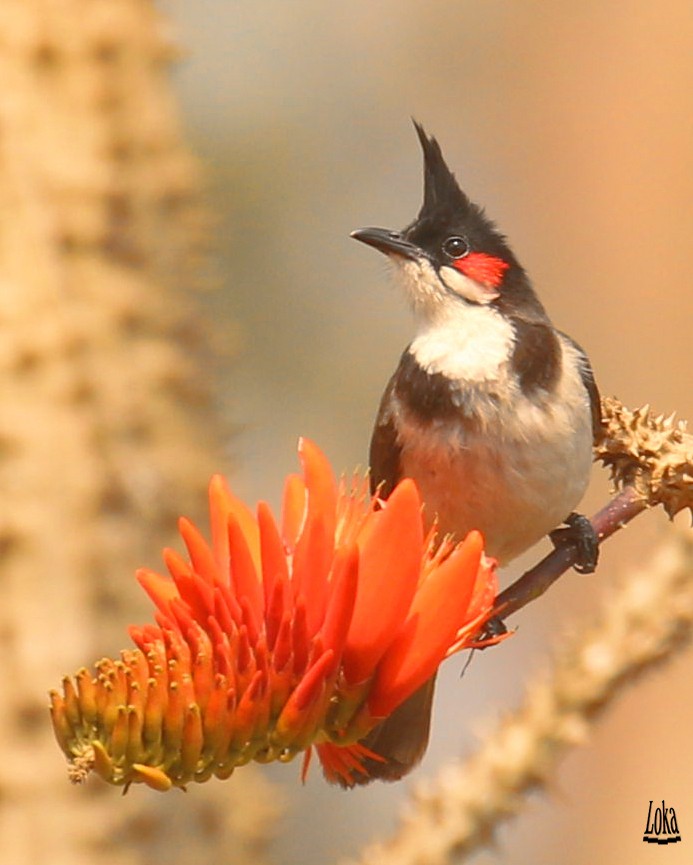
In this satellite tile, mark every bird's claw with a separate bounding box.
[549,512,599,574]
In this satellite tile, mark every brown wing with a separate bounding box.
[335,677,437,787]
[368,373,403,497]
[559,331,603,442]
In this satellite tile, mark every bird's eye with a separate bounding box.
[442,236,470,260]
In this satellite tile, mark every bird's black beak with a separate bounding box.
[350,227,420,261]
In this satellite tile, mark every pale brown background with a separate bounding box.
[167,1,693,863]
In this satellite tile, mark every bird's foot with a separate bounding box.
[549,512,599,574]
[463,616,510,654]
[478,616,508,645]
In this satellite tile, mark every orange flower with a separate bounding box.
[50,439,501,790]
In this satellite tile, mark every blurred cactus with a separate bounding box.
[0,2,277,865]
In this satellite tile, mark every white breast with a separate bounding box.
[396,333,594,565]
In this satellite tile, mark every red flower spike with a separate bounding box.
[51,439,502,791]
[342,479,423,684]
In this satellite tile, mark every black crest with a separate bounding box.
[413,121,471,224]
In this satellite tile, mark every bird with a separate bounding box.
[349,122,602,784]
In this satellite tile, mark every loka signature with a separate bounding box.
[643,799,681,844]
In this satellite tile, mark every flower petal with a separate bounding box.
[367,530,486,718]
[178,515,222,587]
[209,474,261,579]
[227,513,264,631]
[257,501,289,613]
[315,741,385,787]
[342,479,424,685]
[132,763,173,792]
[136,568,177,616]
[318,543,359,668]
[281,473,306,551]
[298,438,337,542]
[290,440,338,634]
[275,649,335,741]
[292,509,332,636]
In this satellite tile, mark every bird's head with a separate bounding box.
[352,122,546,324]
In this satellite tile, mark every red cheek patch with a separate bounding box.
[453,253,509,288]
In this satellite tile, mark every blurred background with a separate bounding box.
[168,2,693,862]
[1,1,691,864]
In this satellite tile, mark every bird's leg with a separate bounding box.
[487,488,646,628]
[549,512,599,574]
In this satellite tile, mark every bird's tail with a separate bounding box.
[320,676,437,787]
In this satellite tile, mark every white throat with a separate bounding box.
[409,296,515,385]
[391,254,514,383]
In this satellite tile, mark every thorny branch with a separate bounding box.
[492,486,646,622]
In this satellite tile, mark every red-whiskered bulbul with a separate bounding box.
[349,123,602,784]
